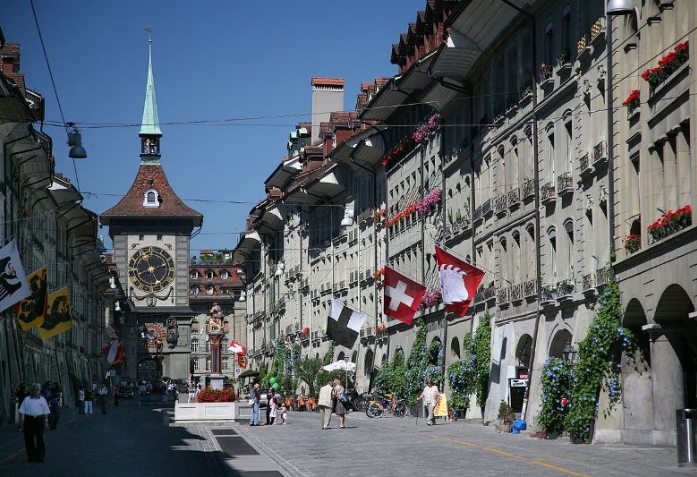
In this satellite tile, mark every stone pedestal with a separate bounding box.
[208,375,224,390]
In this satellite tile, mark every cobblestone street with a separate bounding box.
[1,400,695,477]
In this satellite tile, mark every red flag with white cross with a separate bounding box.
[383,266,427,326]
[435,245,485,317]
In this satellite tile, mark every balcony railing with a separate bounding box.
[510,283,522,302]
[541,182,556,203]
[508,187,521,208]
[582,273,595,291]
[494,193,508,215]
[523,279,537,298]
[522,178,535,199]
[558,172,574,196]
[497,287,510,306]
[579,153,591,175]
[482,199,492,216]
[595,266,613,287]
[473,205,483,223]
[593,140,608,167]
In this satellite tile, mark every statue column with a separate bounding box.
[208,330,225,390]
[644,324,684,445]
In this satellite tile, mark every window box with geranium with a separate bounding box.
[622,89,640,116]
[624,235,641,253]
[373,208,387,224]
[381,113,441,168]
[376,324,386,334]
[647,205,692,242]
[372,267,385,282]
[642,41,689,92]
[301,326,310,337]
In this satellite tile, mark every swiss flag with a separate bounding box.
[435,245,485,317]
[228,339,247,355]
[383,266,427,326]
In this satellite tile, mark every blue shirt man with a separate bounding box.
[249,382,260,426]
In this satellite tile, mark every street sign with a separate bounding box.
[234,367,242,377]
[510,378,528,388]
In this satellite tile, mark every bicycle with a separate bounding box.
[351,392,372,412]
[365,393,407,418]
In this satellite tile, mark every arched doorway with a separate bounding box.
[138,358,157,384]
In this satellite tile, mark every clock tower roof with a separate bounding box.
[100,163,202,226]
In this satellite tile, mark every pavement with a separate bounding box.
[1,398,696,477]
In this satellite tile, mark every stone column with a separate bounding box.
[644,324,684,446]
[208,331,224,390]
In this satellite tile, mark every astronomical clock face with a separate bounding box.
[128,246,175,292]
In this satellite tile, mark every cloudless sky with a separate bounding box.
[2,0,426,254]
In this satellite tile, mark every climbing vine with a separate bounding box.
[404,319,433,406]
[374,348,407,400]
[537,357,572,436]
[447,312,492,414]
[566,280,635,443]
[323,342,334,365]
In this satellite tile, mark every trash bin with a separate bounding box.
[677,409,697,467]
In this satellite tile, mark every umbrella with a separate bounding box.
[228,339,247,354]
[322,360,356,372]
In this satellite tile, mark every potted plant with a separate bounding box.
[498,400,516,432]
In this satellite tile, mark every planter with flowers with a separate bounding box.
[174,386,241,422]
[642,41,689,93]
[420,288,442,310]
[372,267,385,283]
[647,205,692,243]
[373,208,387,226]
[624,235,641,254]
[417,188,442,216]
[301,326,310,337]
[381,113,441,168]
[622,89,640,117]
[376,323,387,334]
[540,63,554,89]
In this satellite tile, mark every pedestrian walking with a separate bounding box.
[83,386,94,414]
[78,386,85,414]
[265,387,275,425]
[249,382,260,426]
[44,382,61,430]
[97,383,108,414]
[15,382,28,430]
[419,379,438,426]
[114,387,120,406]
[18,383,51,463]
[333,379,347,429]
[318,380,334,429]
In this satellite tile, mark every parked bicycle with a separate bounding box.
[365,393,407,418]
[351,392,373,412]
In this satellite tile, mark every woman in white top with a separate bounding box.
[333,379,347,429]
[419,379,439,426]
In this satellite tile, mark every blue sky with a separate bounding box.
[2,0,425,254]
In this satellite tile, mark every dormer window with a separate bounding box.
[221,271,229,279]
[206,271,214,279]
[190,271,199,279]
[143,189,160,208]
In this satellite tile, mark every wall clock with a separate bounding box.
[128,245,175,292]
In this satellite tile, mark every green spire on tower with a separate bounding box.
[140,29,162,137]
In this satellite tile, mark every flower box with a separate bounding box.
[648,205,692,242]
[642,41,689,93]
[622,89,640,115]
[624,235,641,254]
[174,401,240,421]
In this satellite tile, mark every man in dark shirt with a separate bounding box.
[249,382,260,426]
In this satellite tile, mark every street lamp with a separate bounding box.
[562,339,577,365]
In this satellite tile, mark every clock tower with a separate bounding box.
[100,33,203,385]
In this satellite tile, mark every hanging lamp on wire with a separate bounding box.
[67,122,87,158]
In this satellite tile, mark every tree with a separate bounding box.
[293,357,324,397]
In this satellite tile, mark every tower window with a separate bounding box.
[143,189,160,208]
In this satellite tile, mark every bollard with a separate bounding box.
[677,409,697,467]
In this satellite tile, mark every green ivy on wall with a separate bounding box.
[566,280,635,443]
[447,312,491,414]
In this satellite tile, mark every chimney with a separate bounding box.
[311,77,345,145]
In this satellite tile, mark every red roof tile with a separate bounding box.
[311,77,345,87]
[101,163,203,226]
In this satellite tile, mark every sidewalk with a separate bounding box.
[0,398,263,477]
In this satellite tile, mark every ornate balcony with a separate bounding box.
[593,140,608,168]
[494,193,508,215]
[482,199,492,217]
[523,279,537,299]
[558,172,574,196]
[595,266,613,287]
[541,182,556,204]
[510,283,523,303]
[508,187,521,208]
[522,178,536,200]
[579,153,593,177]
[497,287,510,307]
